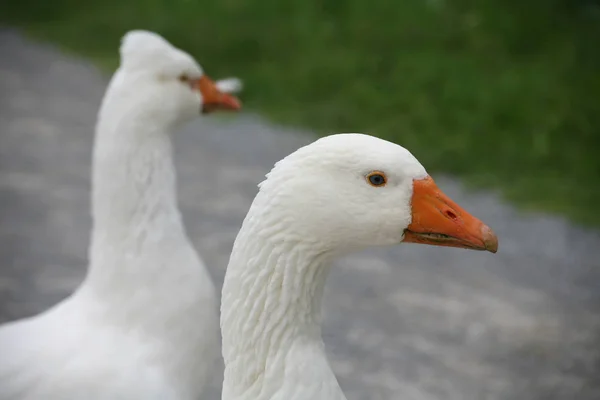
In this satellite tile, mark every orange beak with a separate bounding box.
[403,176,498,253]
[192,75,241,114]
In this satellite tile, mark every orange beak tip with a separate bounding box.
[227,96,242,110]
[197,75,242,113]
[481,225,499,253]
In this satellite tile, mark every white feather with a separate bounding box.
[0,30,224,400]
[216,77,243,94]
[221,134,428,400]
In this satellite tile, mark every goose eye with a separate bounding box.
[366,171,387,187]
[178,74,196,89]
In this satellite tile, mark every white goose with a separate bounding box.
[0,30,241,400]
[221,133,498,400]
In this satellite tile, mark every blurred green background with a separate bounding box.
[3,0,600,226]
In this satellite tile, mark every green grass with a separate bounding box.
[4,0,600,226]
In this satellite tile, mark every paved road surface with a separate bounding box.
[1,28,600,400]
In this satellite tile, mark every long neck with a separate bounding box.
[85,98,195,295]
[76,94,218,393]
[221,198,344,399]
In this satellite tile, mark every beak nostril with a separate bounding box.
[445,210,457,220]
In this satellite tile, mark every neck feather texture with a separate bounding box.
[83,97,213,314]
[221,194,346,400]
[71,80,219,397]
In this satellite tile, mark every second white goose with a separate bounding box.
[0,30,241,400]
[221,133,498,400]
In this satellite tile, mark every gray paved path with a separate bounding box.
[1,27,600,400]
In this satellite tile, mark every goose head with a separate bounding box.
[256,133,498,254]
[113,30,241,127]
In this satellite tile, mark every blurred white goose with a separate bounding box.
[0,30,241,400]
[221,133,498,400]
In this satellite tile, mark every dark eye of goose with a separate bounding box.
[366,171,387,187]
[178,74,198,89]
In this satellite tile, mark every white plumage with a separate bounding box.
[0,30,241,400]
[220,133,497,400]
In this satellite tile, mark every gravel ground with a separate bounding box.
[1,27,600,400]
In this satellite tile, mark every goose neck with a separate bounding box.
[86,105,189,291]
[221,212,340,398]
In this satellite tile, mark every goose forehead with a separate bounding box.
[156,56,202,78]
[292,133,428,178]
[120,31,203,74]
[147,48,203,73]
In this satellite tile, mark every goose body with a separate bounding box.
[0,30,241,400]
[221,134,497,400]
